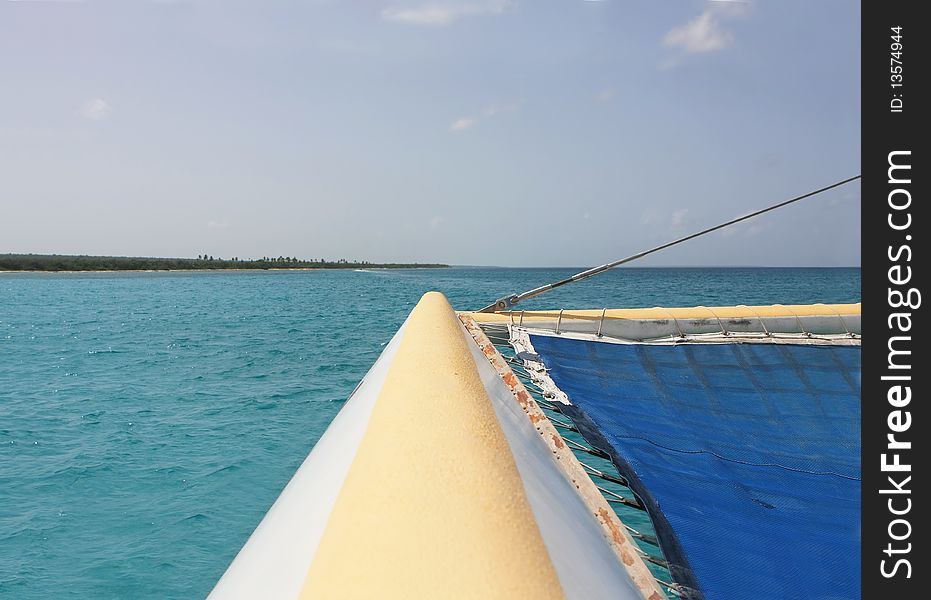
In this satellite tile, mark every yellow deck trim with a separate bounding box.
[464,303,861,323]
[301,292,565,599]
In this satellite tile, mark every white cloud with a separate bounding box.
[449,116,479,131]
[429,216,444,228]
[207,221,229,230]
[662,2,750,57]
[744,223,765,238]
[830,190,860,207]
[664,11,732,53]
[719,226,738,238]
[79,98,110,120]
[670,208,689,228]
[595,89,616,103]
[382,0,510,26]
[448,103,516,132]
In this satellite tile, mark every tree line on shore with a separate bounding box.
[0,254,448,272]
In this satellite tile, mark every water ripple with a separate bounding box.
[0,268,859,598]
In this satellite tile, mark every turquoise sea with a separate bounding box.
[0,267,859,598]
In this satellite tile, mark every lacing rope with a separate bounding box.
[596,485,645,510]
[596,308,607,338]
[824,303,856,337]
[579,461,630,487]
[625,524,660,547]
[703,306,729,336]
[661,307,686,339]
[564,437,610,459]
[789,306,813,338]
[656,578,684,597]
[742,304,772,337]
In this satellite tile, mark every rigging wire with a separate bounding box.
[478,175,861,312]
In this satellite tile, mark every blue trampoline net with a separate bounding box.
[528,335,860,600]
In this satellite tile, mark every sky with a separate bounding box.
[0,0,861,267]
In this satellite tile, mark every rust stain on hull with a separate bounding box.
[460,315,667,600]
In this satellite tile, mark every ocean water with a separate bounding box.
[0,267,859,598]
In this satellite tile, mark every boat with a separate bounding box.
[209,292,861,599]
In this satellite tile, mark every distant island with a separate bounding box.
[0,254,449,272]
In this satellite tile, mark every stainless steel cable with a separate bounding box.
[479,175,861,312]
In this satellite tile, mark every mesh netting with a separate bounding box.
[529,335,860,600]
